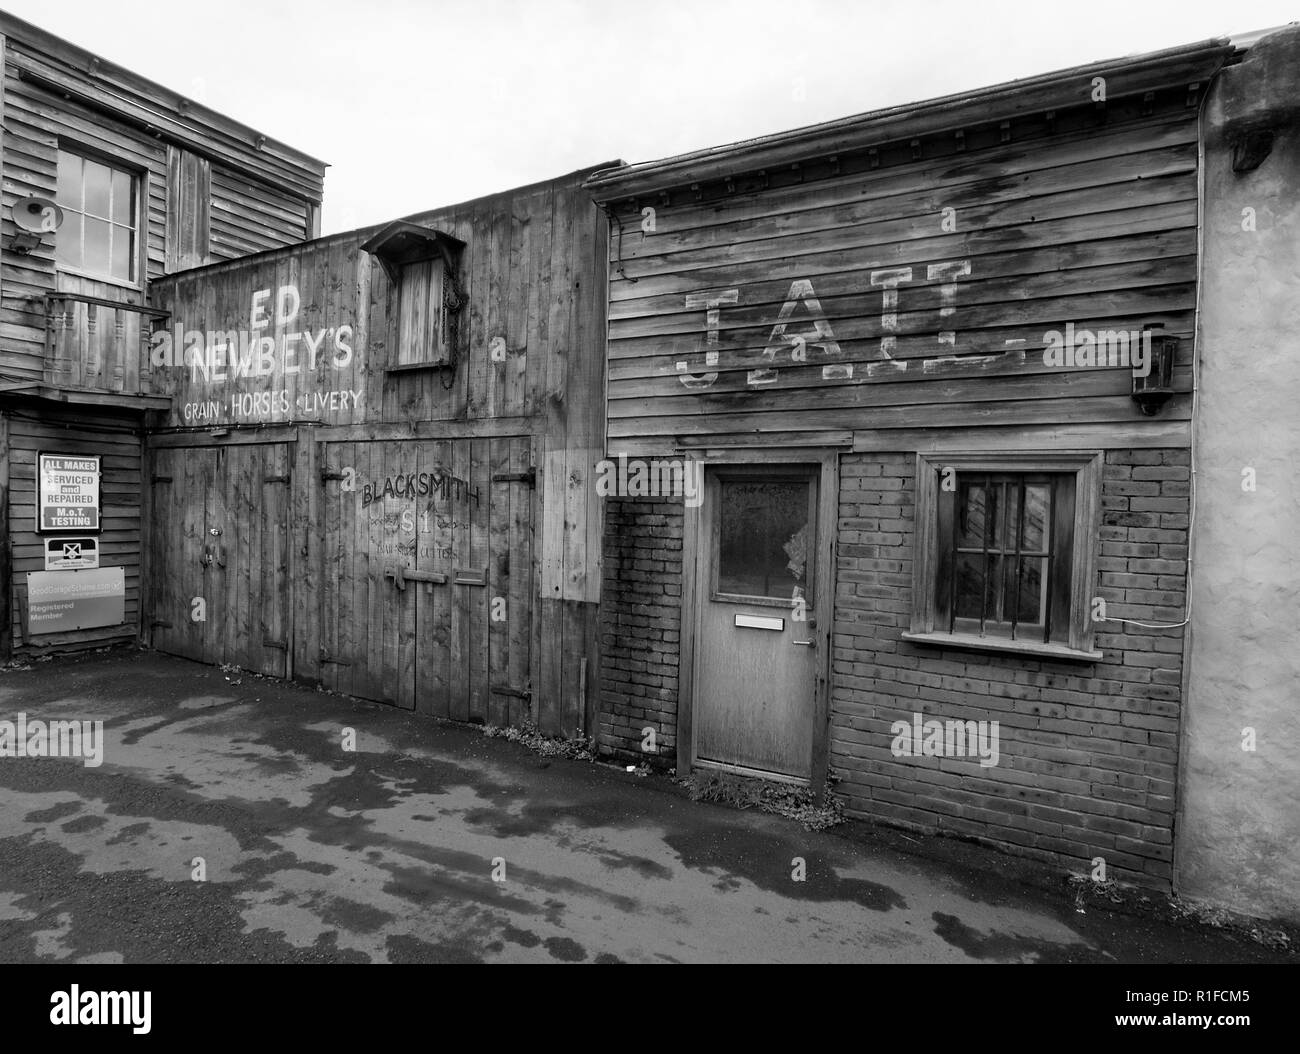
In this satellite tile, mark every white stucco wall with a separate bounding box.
[1177,25,1300,922]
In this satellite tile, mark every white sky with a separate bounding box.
[3,0,1295,234]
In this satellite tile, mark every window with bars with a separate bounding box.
[908,452,1103,660]
[944,473,1070,643]
[55,148,139,284]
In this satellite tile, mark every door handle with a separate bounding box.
[792,638,815,647]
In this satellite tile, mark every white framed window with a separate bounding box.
[55,148,140,284]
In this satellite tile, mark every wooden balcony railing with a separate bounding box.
[44,292,170,398]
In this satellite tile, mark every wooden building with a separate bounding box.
[585,38,1245,888]
[0,12,325,661]
[145,167,613,736]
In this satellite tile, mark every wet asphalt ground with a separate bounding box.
[0,649,1292,964]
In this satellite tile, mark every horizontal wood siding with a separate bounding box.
[4,408,142,652]
[209,165,311,260]
[1,31,324,388]
[604,97,1202,454]
[0,55,166,382]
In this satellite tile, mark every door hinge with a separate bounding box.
[263,637,288,650]
[151,619,173,629]
[319,650,352,666]
[490,685,532,700]
[151,474,173,484]
[264,474,291,484]
[319,468,347,483]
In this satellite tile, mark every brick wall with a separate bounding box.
[831,449,1191,886]
[597,495,685,764]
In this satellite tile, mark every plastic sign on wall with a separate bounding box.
[25,568,125,635]
[37,454,101,533]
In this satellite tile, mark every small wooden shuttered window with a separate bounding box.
[396,258,447,366]
[360,221,465,372]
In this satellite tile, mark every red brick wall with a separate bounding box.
[595,450,1191,885]
[597,495,684,765]
[832,449,1191,886]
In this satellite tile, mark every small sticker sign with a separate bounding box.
[44,537,100,571]
[38,454,101,533]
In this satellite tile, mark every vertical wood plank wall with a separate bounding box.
[147,167,611,736]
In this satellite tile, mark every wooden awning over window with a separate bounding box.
[360,221,464,283]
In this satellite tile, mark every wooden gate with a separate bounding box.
[318,436,535,722]
[149,443,293,677]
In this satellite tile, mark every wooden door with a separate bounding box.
[692,465,820,780]
[319,436,534,720]
[149,443,292,677]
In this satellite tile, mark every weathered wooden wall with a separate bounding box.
[0,11,326,659]
[599,86,1210,454]
[0,15,326,385]
[146,167,612,736]
[2,406,143,652]
[209,166,314,261]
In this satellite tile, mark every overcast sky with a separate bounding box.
[4,0,1295,234]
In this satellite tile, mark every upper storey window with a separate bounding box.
[55,149,139,284]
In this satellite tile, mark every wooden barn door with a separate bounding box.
[149,443,292,677]
[319,436,534,722]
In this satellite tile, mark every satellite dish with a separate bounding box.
[12,195,64,234]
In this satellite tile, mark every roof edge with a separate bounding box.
[0,11,328,173]
[585,36,1234,200]
[153,160,626,283]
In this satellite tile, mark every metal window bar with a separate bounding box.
[950,473,1057,643]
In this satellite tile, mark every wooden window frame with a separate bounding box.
[362,222,465,375]
[905,450,1104,661]
[55,144,144,289]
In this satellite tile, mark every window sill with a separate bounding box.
[56,266,143,293]
[901,631,1102,662]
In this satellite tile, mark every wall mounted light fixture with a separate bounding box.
[1132,323,1177,416]
[9,194,64,255]
[9,230,43,254]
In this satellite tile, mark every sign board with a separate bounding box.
[37,454,101,533]
[44,537,100,571]
[25,568,124,635]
